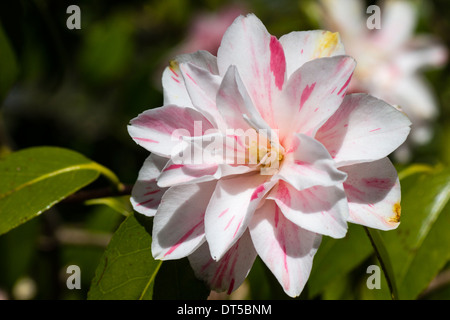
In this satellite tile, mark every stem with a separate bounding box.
[61,184,133,203]
[364,227,398,300]
[86,162,126,192]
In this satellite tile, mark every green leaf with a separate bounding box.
[382,165,450,299]
[0,146,119,235]
[308,224,373,298]
[364,227,398,300]
[85,196,132,217]
[88,213,162,300]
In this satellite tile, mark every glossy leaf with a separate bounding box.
[0,147,120,235]
[88,213,162,300]
[308,224,373,298]
[382,165,450,299]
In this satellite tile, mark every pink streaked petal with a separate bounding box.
[340,157,401,231]
[217,14,286,129]
[276,133,347,191]
[179,62,226,130]
[128,105,214,157]
[249,200,322,297]
[162,50,218,106]
[279,30,346,78]
[267,180,348,238]
[279,55,356,143]
[204,173,276,260]
[157,160,219,188]
[315,94,411,167]
[217,65,273,133]
[130,154,167,217]
[175,131,256,174]
[152,181,217,260]
[188,230,257,294]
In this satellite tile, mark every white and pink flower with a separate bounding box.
[319,0,447,161]
[128,14,411,297]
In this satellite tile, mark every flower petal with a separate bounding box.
[217,14,286,128]
[204,173,275,260]
[277,133,347,191]
[393,40,447,75]
[162,51,219,107]
[217,65,273,133]
[340,157,401,230]
[188,230,257,294]
[152,181,216,260]
[279,30,346,78]
[130,154,167,217]
[267,180,348,238]
[157,160,219,188]
[315,93,411,167]
[128,105,214,157]
[390,75,439,122]
[280,55,356,141]
[249,200,322,297]
[370,0,416,52]
[319,0,365,38]
[179,62,226,130]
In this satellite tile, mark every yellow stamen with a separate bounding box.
[314,31,340,58]
[389,203,401,223]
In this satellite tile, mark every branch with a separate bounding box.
[61,184,133,203]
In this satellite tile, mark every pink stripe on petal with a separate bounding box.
[274,205,280,228]
[164,220,203,257]
[143,190,160,196]
[269,36,286,90]
[163,164,184,171]
[233,219,243,238]
[299,82,316,110]
[132,137,159,143]
[227,278,235,295]
[363,178,393,190]
[250,185,266,201]
[337,73,353,95]
[185,72,198,85]
[169,66,179,77]
[136,198,154,207]
[219,208,229,218]
[224,216,235,231]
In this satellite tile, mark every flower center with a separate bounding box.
[246,130,284,175]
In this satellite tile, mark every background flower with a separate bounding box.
[319,0,448,162]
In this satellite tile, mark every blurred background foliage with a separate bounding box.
[0,0,449,300]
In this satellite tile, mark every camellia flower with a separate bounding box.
[128,14,411,297]
[319,0,447,161]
